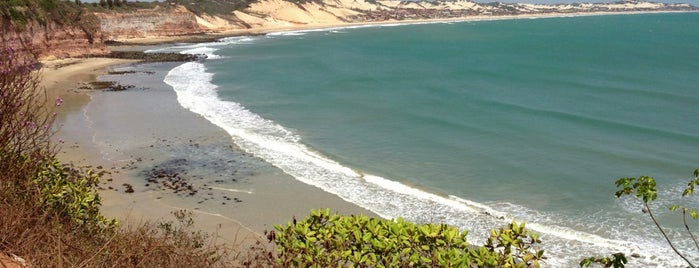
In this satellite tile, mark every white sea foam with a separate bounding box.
[162,34,690,266]
[209,186,254,194]
[267,31,308,36]
[180,46,222,59]
[218,36,257,44]
[145,37,257,59]
[266,25,395,38]
[263,23,450,39]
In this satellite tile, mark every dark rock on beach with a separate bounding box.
[143,158,199,196]
[123,183,135,193]
[104,51,206,62]
[89,81,135,91]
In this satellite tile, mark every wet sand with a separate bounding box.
[46,57,376,245]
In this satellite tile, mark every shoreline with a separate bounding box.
[46,57,376,243]
[108,10,697,46]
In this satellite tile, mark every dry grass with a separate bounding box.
[0,197,282,267]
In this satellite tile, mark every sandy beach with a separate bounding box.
[44,56,376,245]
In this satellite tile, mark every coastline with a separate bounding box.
[46,56,376,243]
[46,9,692,242]
[108,10,697,46]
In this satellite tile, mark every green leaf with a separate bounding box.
[683,187,694,196]
[536,250,544,258]
[580,257,595,267]
[532,259,540,268]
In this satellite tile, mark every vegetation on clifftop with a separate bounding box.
[1,0,104,47]
[0,0,247,26]
[1,0,83,28]
[165,0,251,15]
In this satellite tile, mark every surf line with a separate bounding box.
[209,186,254,194]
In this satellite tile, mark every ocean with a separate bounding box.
[159,12,699,266]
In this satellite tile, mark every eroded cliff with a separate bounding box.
[1,2,108,59]
[2,22,107,59]
[94,5,206,40]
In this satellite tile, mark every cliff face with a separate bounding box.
[95,5,204,40]
[1,20,108,60]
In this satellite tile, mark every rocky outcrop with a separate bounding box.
[105,51,205,62]
[95,5,205,40]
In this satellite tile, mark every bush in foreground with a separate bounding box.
[268,208,545,267]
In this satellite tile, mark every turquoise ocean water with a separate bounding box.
[160,13,699,266]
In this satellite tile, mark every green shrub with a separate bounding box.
[34,158,117,232]
[270,208,545,267]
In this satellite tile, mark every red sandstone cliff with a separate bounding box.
[1,18,108,60]
[1,4,215,58]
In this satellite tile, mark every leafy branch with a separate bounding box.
[580,253,627,268]
[589,169,699,268]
